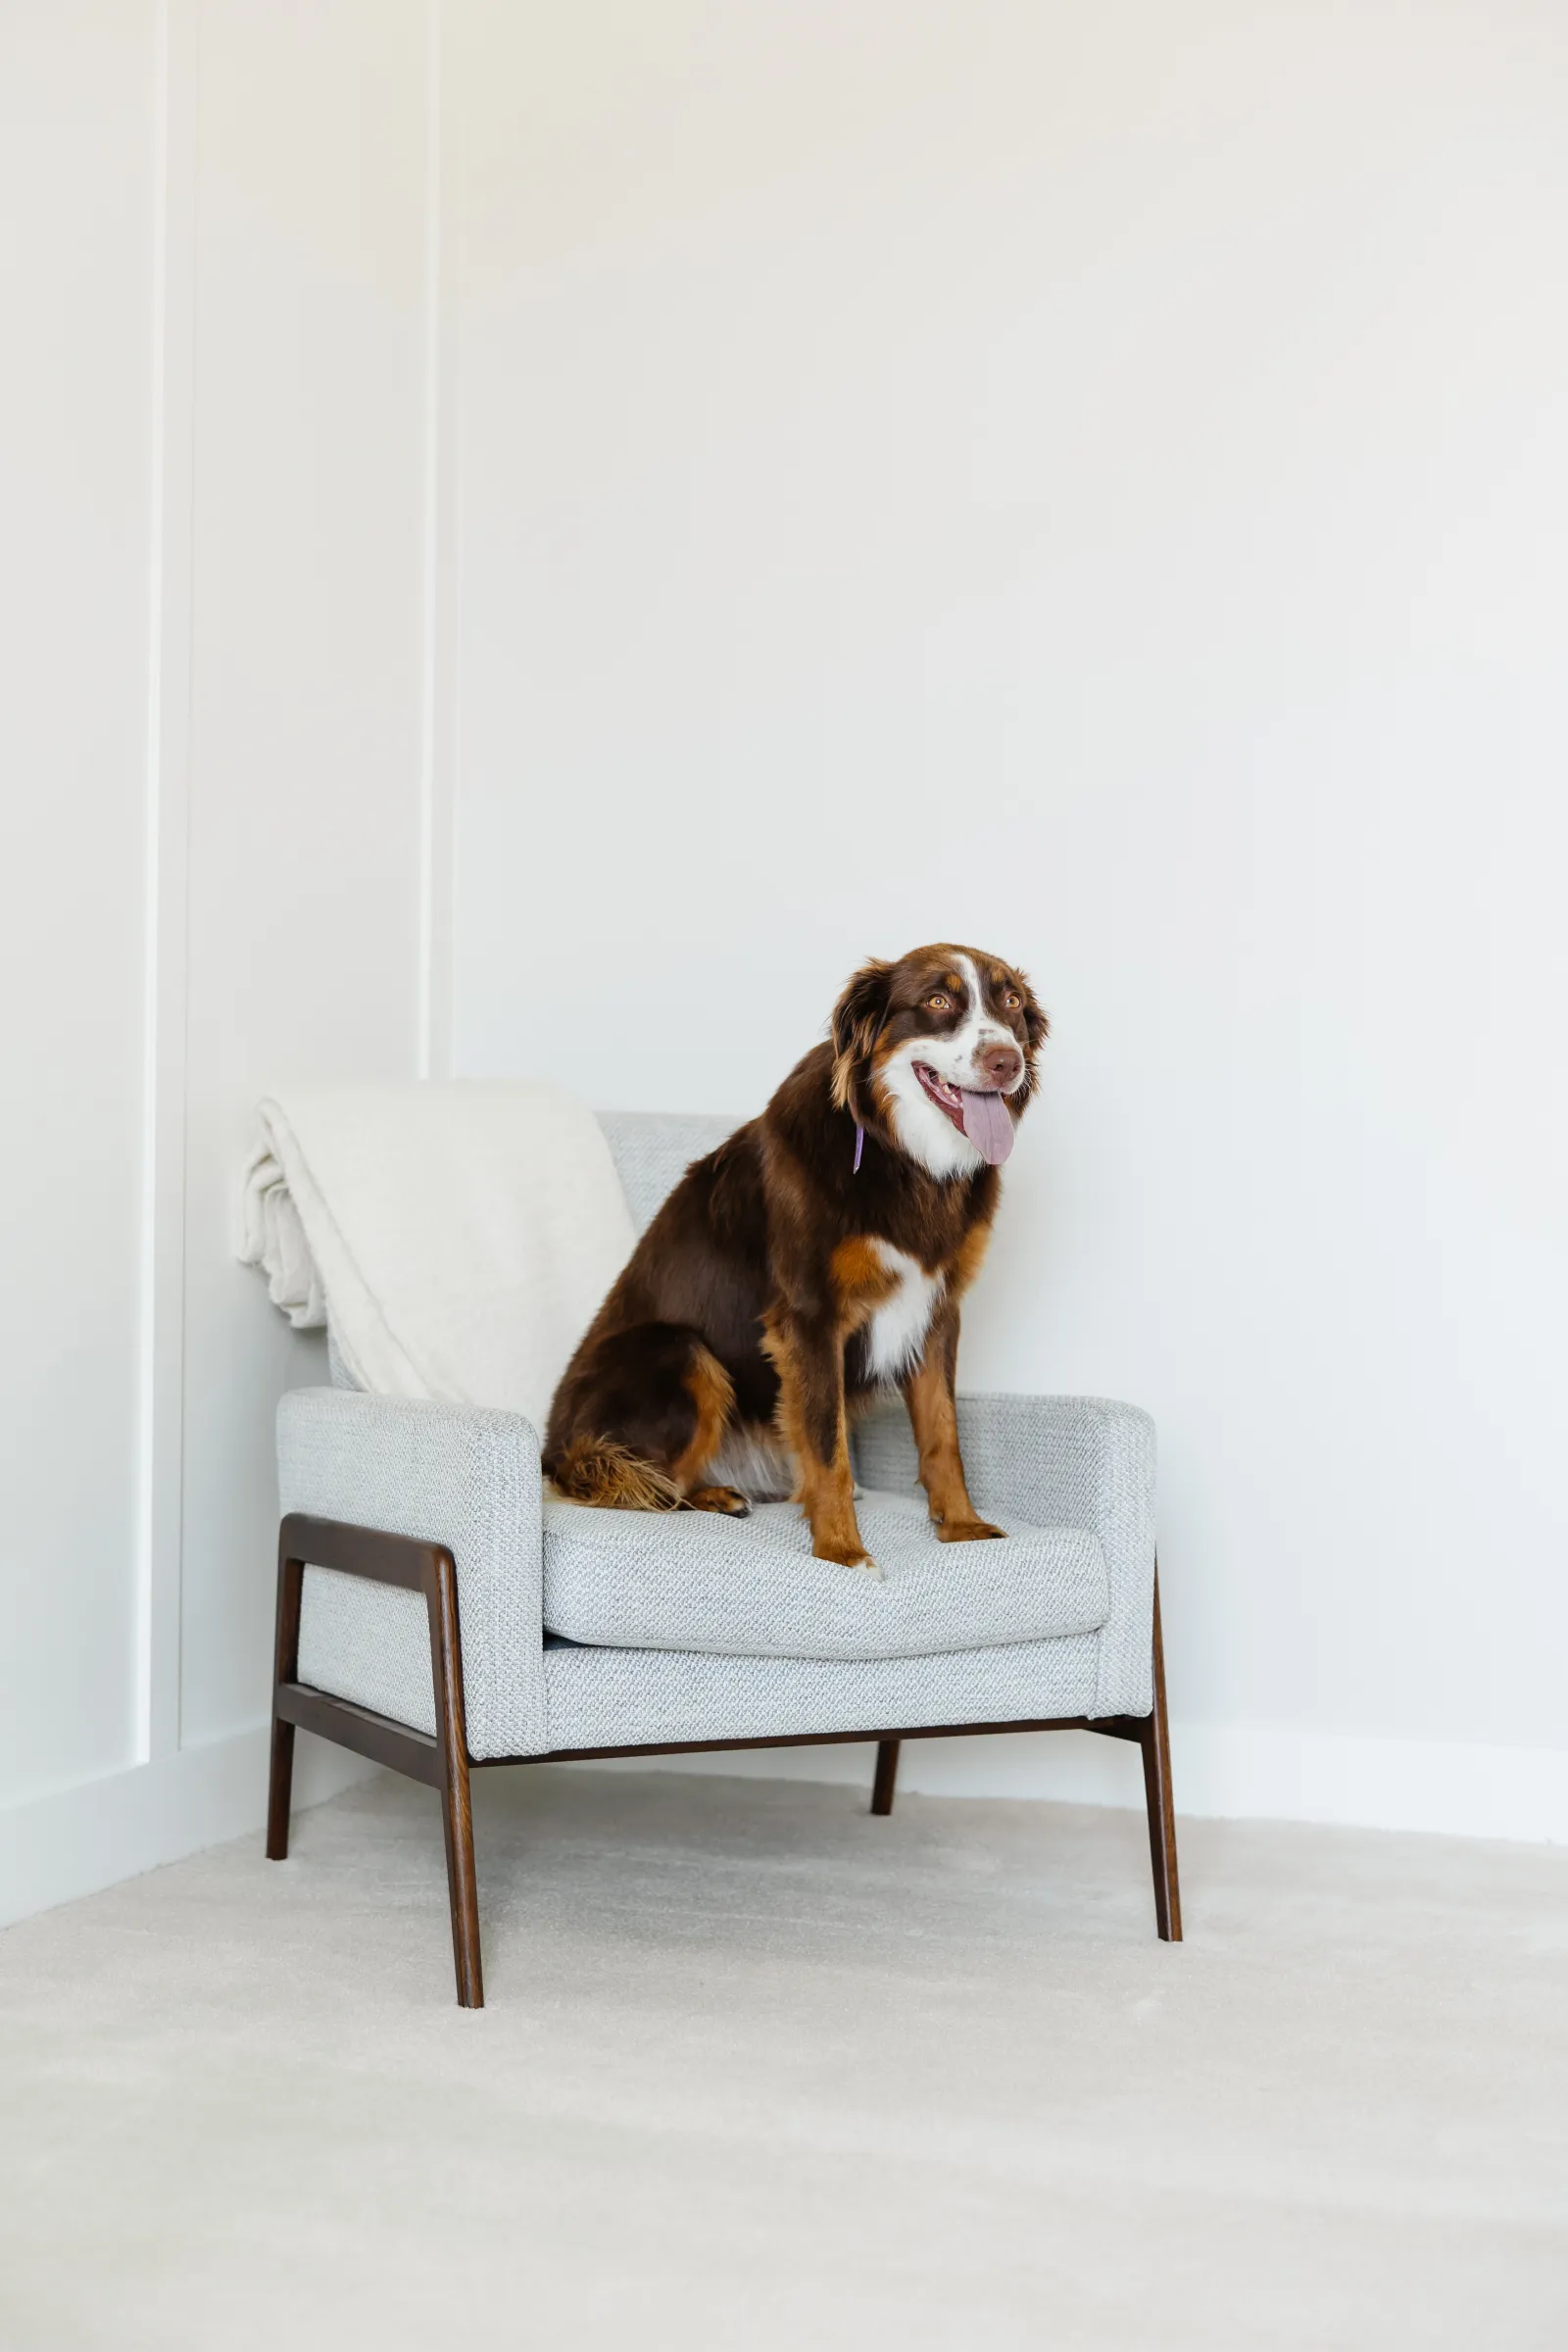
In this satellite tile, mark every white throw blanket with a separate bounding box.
[238,1082,636,1433]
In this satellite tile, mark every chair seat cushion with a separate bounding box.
[541,1487,1110,1661]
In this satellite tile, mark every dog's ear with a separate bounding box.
[1013,969,1051,1102]
[830,956,894,1111]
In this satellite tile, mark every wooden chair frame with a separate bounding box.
[267,1511,1182,2008]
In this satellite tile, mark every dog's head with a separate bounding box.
[830,944,1048,1175]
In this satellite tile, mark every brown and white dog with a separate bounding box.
[544,945,1047,1574]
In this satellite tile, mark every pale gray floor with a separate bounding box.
[2,1765,1565,2351]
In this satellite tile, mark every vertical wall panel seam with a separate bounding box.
[418,0,457,1081]
[135,0,198,1763]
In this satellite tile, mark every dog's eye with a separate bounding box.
[1002,990,1022,1010]
[926,993,952,1012]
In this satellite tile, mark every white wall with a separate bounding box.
[3,0,1565,1924]
[0,0,447,1922]
[1,5,159,1815]
[178,0,430,1745]
[448,0,1568,1836]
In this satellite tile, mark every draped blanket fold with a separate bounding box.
[239,1081,636,1433]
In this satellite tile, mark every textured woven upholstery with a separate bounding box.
[543,1489,1107,1658]
[279,1388,547,1758]
[280,1107,1158,1752]
[544,1630,1102,1750]
[854,1395,1156,1716]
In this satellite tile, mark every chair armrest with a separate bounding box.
[276,1388,548,1758]
[853,1394,1156,1718]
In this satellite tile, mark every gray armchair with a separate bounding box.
[267,1113,1180,2006]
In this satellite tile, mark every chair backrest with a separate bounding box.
[595,1109,739,1237]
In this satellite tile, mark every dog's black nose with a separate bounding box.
[979,1043,1023,1090]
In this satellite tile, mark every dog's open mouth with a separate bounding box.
[912,1064,1015,1165]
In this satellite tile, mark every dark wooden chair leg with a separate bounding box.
[425,1550,484,2008]
[870,1738,901,1816]
[1140,1570,1182,1941]
[266,1547,306,1861]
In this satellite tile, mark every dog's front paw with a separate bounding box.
[813,1542,882,1579]
[936,1518,1006,1544]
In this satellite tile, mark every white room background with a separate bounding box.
[1,0,441,1921]
[4,0,1565,1922]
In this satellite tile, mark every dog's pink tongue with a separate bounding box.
[959,1089,1014,1165]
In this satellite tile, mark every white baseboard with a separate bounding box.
[588,1721,1568,1846]
[0,1727,376,1930]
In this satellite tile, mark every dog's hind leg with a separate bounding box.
[685,1485,751,1517]
[670,1342,749,1515]
[544,1323,745,1512]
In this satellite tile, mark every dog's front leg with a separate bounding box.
[903,1308,1005,1543]
[764,1306,875,1574]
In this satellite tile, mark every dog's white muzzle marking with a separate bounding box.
[878,955,1024,1178]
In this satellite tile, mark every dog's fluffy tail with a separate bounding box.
[548,1437,685,1513]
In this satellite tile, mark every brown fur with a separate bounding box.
[829,1237,902,1323]
[946,1217,996,1302]
[903,1324,1001,1540]
[671,1348,738,1488]
[543,943,1047,1565]
[761,1311,865,1567]
[549,1437,685,1513]
[684,1484,752,1516]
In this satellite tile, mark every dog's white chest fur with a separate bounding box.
[863,1241,944,1381]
